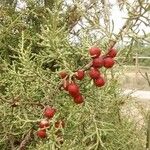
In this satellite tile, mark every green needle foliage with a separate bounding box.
[0,0,149,149]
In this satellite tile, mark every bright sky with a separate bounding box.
[17,0,150,34]
[109,0,150,34]
[110,1,127,33]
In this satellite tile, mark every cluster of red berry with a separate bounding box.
[59,70,85,104]
[37,106,64,139]
[37,47,117,139]
[59,47,117,104]
[89,47,117,86]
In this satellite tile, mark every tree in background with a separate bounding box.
[0,0,150,149]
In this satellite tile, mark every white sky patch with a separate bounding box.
[16,0,27,11]
[110,3,127,33]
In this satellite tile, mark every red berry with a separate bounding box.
[92,57,104,68]
[73,94,84,104]
[107,48,117,58]
[103,57,115,68]
[44,106,56,119]
[63,80,69,91]
[39,119,50,128]
[37,129,47,138]
[68,83,80,97]
[75,70,85,80]
[89,67,100,79]
[89,47,101,58]
[94,77,105,87]
[59,71,68,79]
[55,120,65,128]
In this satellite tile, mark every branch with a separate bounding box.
[18,128,34,150]
[139,71,150,87]
[146,112,150,149]
[103,0,110,35]
[8,135,15,150]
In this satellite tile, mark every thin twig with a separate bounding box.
[146,111,150,150]
[145,72,150,87]
[9,135,15,150]
[18,128,34,150]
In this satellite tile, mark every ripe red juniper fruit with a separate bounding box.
[68,82,80,97]
[75,70,85,80]
[37,129,47,138]
[103,57,115,68]
[44,106,56,119]
[55,120,65,128]
[89,67,100,79]
[73,94,84,104]
[39,119,50,128]
[89,47,101,58]
[94,76,105,87]
[92,57,104,68]
[107,48,117,58]
[59,71,68,79]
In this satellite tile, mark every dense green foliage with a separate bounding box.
[0,0,149,149]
